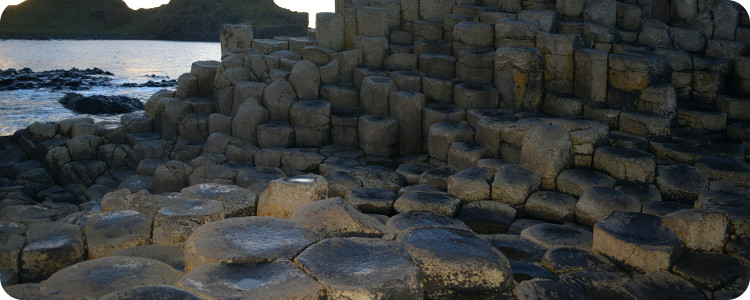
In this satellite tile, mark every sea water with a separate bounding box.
[0,39,220,135]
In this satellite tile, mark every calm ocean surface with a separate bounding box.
[0,39,221,136]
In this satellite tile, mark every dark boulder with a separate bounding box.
[59,93,144,114]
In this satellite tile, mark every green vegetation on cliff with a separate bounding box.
[0,0,308,41]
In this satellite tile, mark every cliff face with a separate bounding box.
[0,0,308,41]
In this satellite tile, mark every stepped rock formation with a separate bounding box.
[2,0,750,298]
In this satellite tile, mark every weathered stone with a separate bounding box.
[593,146,655,183]
[290,100,331,147]
[344,187,397,215]
[262,78,297,121]
[256,174,328,218]
[525,191,577,223]
[19,222,84,282]
[622,271,705,300]
[396,226,513,299]
[494,47,544,112]
[457,200,517,234]
[43,256,182,299]
[316,13,345,51]
[180,183,256,218]
[99,285,200,300]
[541,246,617,274]
[296,237,423,298]
[256,121,295,148]
[418,166,456,190]
[593,212,683,273]
[291,197,386,238]
[520,223,594,249]
[188,164,237,186]
[575,187,642,227]
[152,198,224,246]
[184,216,318,271]
[84,210,153,258]
[491,163,541,209]
[556,169,616,197]
[521,124,572,189]
[661,208,728,252]
[0,205,57,224]
[671,252,748,291]
[655,164,709,204]
[484,234,546,262]
[393,190,461,216]
[110,244,185,271]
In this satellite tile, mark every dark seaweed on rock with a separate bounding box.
[58,92,144,115]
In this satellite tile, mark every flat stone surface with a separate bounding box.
[98,285,201,300]
[456,200,516,234]
[541,246,618,274]
[42,256,183,299]
[385,211,472,234]
[593,212,683,273]
[622,271,706,300]
[671,252,748,291]
[152,198,225,246]
[520,223,594,249]
[525,191,577,223]
[291,197,387,238]
[575,187,642,226]
[20,222,85,282]
[256,174,328,218]
[558,270,631,299]
[513,279,587,300]
[184,216,319,272]
[181,183,257,217]
[484,234,547,262]
[83,210,153,259]
[344,187,398,215]
[178,260,324,300]
[393,190,461,216]
[295,237,423,299]
[396,226,514,298]
[656,164,709,203]
[110,244,185,271]
[556,168,616,197]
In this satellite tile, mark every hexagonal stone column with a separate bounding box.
[296,238,423,298]
[520,223,594,249]
[593,212,684,273]
[428,122,475,161]
[396,226,514,298]
[178,261,324,299]
[181,183,257,218]
[256,174,328,218]
[84,210,153,258]
[575,187,642,226]
[20,222,84,282]
[43,256,183,299]
[152,198,225,246]
[358,115,399,157]
[184,217,319,272]
[593,146,656,183]
[291,197,387,238]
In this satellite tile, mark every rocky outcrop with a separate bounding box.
[59,93,145,114]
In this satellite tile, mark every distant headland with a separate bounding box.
[0,0,308,41]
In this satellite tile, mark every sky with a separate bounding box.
[2,0,750,28]
[0,0,335,27]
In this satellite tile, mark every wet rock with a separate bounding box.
[183,216,318,272]
[59,93,144,115]
[456,200,516,234]
[541,246,617,274]
[344,187,397,215]
[178,261,324,300]
[43,256,183,299]
[0,67,114,91]
[671,252,748,291]
[396,226,514,298]
[295,237,423,298]
[84,210,153,258]
[520,223,594,249]
[593,212,683,273]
